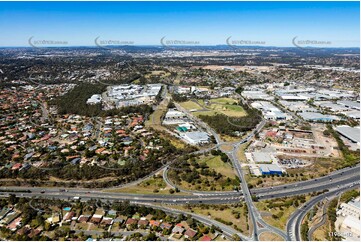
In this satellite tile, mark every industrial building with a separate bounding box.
[105,84,163,108]
[163,109,188,125]
[251,101,291,121]
[337,100,360,110]
[182,131,210,145]
[241,90,274,100]
[251,152,274,163]
[299,112,340,122]
[314,101,349,112]
[335,125,360,144]
[335,198,360,241]
[342,110,360,120]
[259,164,283,175]
[86,94,102,105]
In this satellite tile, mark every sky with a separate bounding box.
[0,1,359,47]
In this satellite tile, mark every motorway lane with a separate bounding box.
[257,174,360,200]
[286,183,359,241]
[0,190,243,205]
[252,164,360,195]
[225,119,290,240]
[163,165,242,195]
[0,166,360,202]
[145,161,359,197]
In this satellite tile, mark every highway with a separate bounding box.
[163,157,359,198]
[0,170,359,204]
[152,100,312,240]
[0,188,244,204]
[1,94,360,241]
[252,164,359,195]
[286,183,359,241]
[227,120,289,241]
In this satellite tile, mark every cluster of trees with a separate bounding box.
[168,155,239,191]
[326,198,342,241]
[0,136,179,188]
[326,125,359,168]
[210,150,230,163]
[340,190,360,203]
[264,195,306,212]
[199,111,262,136]
[300,220,309,241]
[172,93,188,102]
[52,83,106,116]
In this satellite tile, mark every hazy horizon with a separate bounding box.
[0,1,359,48]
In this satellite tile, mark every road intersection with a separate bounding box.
[1,99,359,241]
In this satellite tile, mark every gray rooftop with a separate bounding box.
[252,152,273,163]
[335,125,360,143]
[299,112,339,121]
[348,199,360,210]
[184,131,209,142]
[259,164,283,172]
[337,100,360,110]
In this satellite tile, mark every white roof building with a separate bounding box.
[252,152,274,163]
[338,100,360,110]
[164,109,186,119]
[335,125,360,144]
[86,94,102,105]
[335,197,360,241]
[182,131,210,145]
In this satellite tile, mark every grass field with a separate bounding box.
[180,98,246,118]
[208,104,246,117]
[179,100,203,111]
[169,155,239,191]
[106,175,185,195]
[236,142,249,162]
[259,232,284,241]
[255,195,310,230]
[205,155,236,178]
[211,98,238,104]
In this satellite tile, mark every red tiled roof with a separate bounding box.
[149,220,161,227]
[201,235,212,241]
[125,218,138,225]
[185,228,197,238]
[12,163,22,170]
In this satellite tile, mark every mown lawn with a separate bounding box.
[179,100,203,111]
[106,175,186,195]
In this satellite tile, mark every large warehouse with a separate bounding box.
[335,125,360,144]
[259,164,284,175]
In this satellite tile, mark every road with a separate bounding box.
[2,92,360,241]
[176,98,285,240]
[227,119,288,240]
[144,203,248,240]
[174,102,222,144]
[307,198,330,241]
[0,170,358,204]
[253,165,360,199]
[286,183,359,241]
